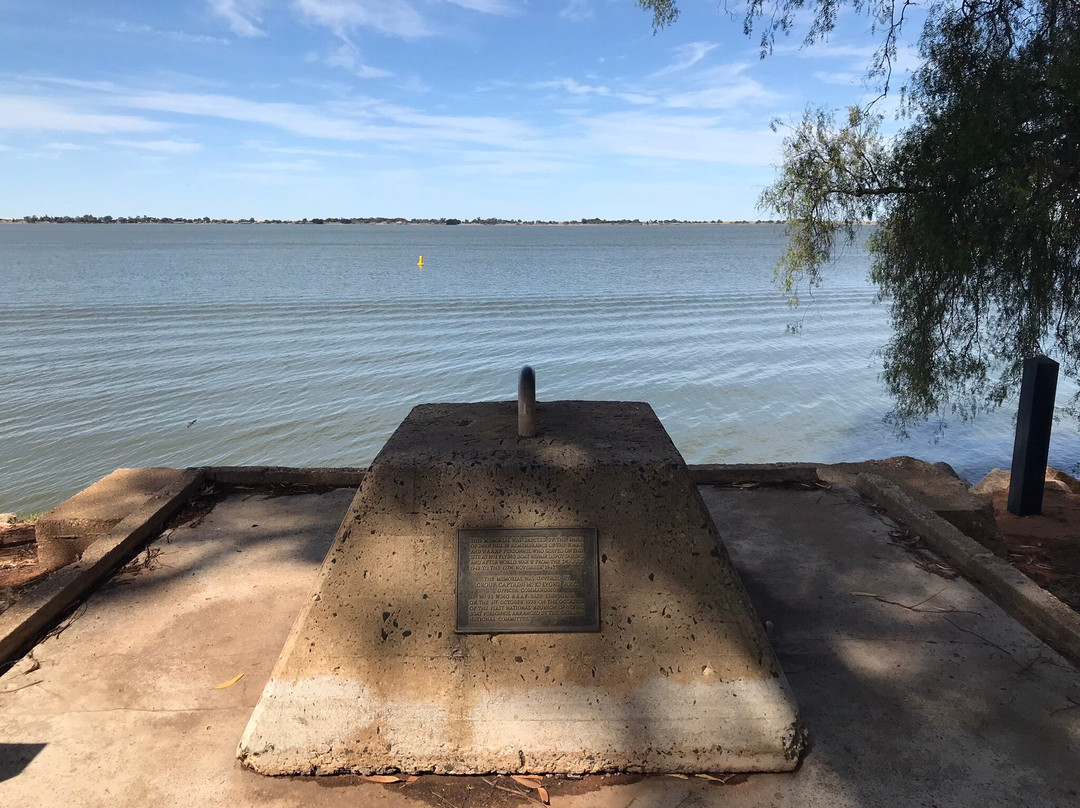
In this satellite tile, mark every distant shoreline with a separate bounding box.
[1,216,797,226]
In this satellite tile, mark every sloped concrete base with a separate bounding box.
[239,402,804,775]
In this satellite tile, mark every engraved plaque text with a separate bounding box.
[455,527,599,633]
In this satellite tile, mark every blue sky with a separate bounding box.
[0,1,918,220]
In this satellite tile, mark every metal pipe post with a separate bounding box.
[518,366,536,438]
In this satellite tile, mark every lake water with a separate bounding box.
[1,223,1077,514]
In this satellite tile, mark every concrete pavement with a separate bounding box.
[1,483,1078,807]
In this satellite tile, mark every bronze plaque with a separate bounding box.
[456,527,599,633]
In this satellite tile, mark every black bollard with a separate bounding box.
[1007,355,1059,516]
[518,365,536,438]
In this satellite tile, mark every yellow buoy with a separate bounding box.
[417,255,424,268]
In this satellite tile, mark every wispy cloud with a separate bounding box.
[294,0,432,38]
[111,139,203,154]
[652,42,718,76]
[22,142,94,160]
[208,0,266,37]
[782,41,922,79]
[659,64,780,110]
[42,142,90,152]
[0,95,164,133]
[559,0,593,22]
[21,79,538,152]
[314,43,394,78]
[446,0,520,16]
[534,77,612,97]
[813,70,861,86]
[575,111,780,166]
[112,21,230,45]
[534,78,655,106]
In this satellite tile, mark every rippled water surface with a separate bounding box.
[1,223,1077,513]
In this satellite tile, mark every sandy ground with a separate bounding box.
[1,484,1078,807]
[987,485,1080,612]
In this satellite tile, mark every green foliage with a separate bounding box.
[640,0,1080,433]
[758,106,891,300]
[637,0,679,32]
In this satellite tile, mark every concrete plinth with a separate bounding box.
[35,467,183,570]
[238,402,804,775]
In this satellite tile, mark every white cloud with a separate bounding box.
[534,78,655,105]
[33,82,539,151]
[233,159,322,172]
[652,42,718,76]
[659,64,780,110]
[318,43,394,78]
[112,21,230,45]
[294,0,431,38]
[618,92,657,106]
[535,77,611,97]
[42,142,89,151]
[575,111,781,166]
[560,0,593,22]
[21,142,94,160]
[208,0,266,37]
[813,70,861,86]
[446,0,520,16]
[111,139,203,154]
[397,75,430,94]
[0,96,164,133]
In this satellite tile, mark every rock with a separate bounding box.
[932,461,970,486]
[1045,467,1080,495]
[973,466,1080,497]
[972,469,1011,497]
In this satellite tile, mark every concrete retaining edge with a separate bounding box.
[855,472,1080,668]
[202,466,366,487]
[687,463,821,485]
[0,468,207,670]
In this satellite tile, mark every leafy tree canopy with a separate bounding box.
[639,0,1080,434]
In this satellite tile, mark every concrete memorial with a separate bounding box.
[239,376,804,775]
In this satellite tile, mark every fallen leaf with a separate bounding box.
[404,775,419,787]
[850,592,878,598]
[537,786,550,804]
[364,775,402,783]
[667,773,690,779]
[512,775,543,788]
[213,674,244,689]
[694,773,727,781]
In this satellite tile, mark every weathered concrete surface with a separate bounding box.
[2,486,1078,807]
[202,466,365,488]
[35,467,183,569]
[689,463,819,486]
[0,469,204,669]
[0,489,356,808]
[239,402,803,775]
[857,472,1080,667]
[821,456,1008,556]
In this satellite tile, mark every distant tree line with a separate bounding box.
[9,214,784,226]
